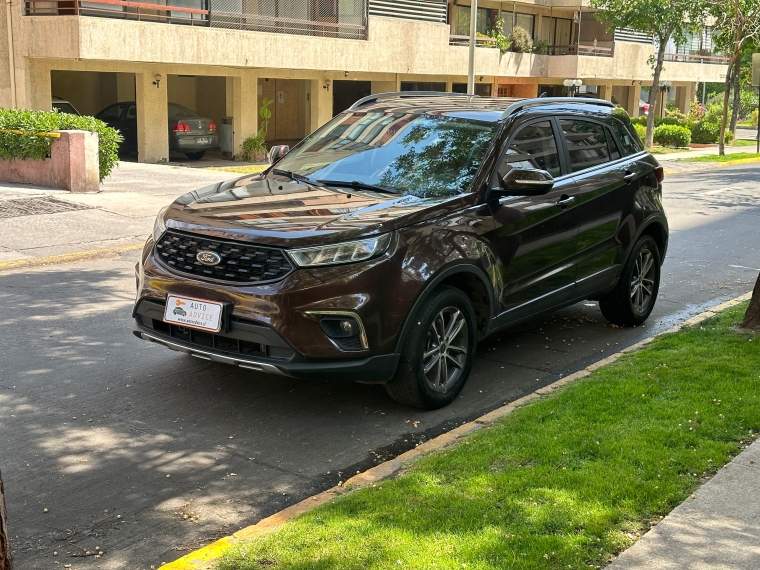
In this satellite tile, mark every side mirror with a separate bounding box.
[267,144,290,165]
[499,168,554,195]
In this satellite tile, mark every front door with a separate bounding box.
[486,118,580,325]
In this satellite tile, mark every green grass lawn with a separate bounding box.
[680,152,760,163]
[728,139,759,147]
[206,164,268,175]
[218,304,759,570]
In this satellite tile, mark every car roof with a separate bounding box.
[348,93,616,123]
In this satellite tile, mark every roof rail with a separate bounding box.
[500,97,615,119]
[348,91,479,111]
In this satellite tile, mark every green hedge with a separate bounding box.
[0,108,122,181]
[653,124,691,147]
[633,123,647,143]
[690,121,734,145]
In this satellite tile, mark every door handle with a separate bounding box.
[556,195,576,208]
[624,171,637,183]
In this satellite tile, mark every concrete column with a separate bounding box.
[135,70,169,164]
[309,78,333,133]
[675,83,696,114]
[226,74,258,158]
[18,60,51,111]
[371,81,397,95]
[626,85,642,117]
[597,84,613,102]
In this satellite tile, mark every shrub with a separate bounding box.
[664,108,688,124]
[509,26,533,53]
[241,98,273,161]
[690,121,720,144]
[0,107,122,181]
[751,109,759,127]
[531,39,549,54]
[739,90,759,120]
[653,124,691,147]
[633,123,647,143]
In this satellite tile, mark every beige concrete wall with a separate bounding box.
[196,75,226,130]
[168,75,197,111]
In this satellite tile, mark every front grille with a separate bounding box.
[155,230,294,284]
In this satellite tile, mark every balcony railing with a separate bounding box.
[24,0,369,39]
[368,0,445,23]
[449,36,614,58]
[664,52,729,65]
[25,0,209,24]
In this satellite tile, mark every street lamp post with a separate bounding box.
[563,78,583,97]
[659,80,672,118]
[467,0,478,95]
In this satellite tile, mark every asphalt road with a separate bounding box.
[2,164,760,570]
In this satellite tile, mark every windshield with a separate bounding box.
[168,103,200,118]
[53,102,79,115]
[271,111,498,198]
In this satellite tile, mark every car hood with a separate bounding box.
[163,176,466,248]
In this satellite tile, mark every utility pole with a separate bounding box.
[467,0,478,95]
[0,470,11,570]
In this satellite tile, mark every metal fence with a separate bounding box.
[25,0,209,24]
[209,0,368,39]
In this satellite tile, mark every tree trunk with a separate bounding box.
[730,58,741,133]
[0,471,11,570]
[719,54,738,156]
[646,38,669,148]
[740,272,760,330]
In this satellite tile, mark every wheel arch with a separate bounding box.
[394,263,495,353]
[629,215,669,265]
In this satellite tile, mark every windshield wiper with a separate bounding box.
[317,179,399,195]
[271,169,324,187]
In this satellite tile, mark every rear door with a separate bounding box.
[559,117,639,298]
[486,118,580,324]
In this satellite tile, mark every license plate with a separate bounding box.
[164,295,222,332]
[196,137,209,144]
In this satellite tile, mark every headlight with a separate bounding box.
[153,205,169,241]
[288,234,392,267]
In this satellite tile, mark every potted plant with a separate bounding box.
[241,98,273,162]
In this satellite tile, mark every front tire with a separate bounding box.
[385,286,476,409]
[599,235,661,326]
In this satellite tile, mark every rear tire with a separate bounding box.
[599,235,661,326]
[385,286,476,409]
[185,151,206,160]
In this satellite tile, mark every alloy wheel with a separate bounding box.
[630,247,656,314]
[422,306,469,393]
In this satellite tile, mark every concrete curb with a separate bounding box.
[162,291,753,570]
[0,243,143,272]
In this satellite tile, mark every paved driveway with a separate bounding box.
[2,164,760,569]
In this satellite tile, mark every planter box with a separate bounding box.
[0,130,99,192]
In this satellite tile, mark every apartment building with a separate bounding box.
[2,0,728,163]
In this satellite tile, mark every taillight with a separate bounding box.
[173,122,190,132]
[654,165,664,183]
[208,122,216,132]
[642,104,649,112]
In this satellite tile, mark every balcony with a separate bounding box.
[24,0,369,39]
[449,35,614,58]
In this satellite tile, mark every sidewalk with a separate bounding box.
[0,161,238,264]
[651,144,753,162]
[608,438,760,570]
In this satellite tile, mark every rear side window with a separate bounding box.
[605,127,621,160]
[560,119,610,172]
[612,120,643,155]
[499,120,561,178]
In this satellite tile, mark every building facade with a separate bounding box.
[2,0,728,162]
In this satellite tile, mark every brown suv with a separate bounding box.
[133,94,667,409]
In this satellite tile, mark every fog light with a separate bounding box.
[319,316,359,339]
[339,320,353,334]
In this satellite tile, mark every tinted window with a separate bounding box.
[168,103,200,118]
[125,104,137,120]
[612,120,644,155]
[561,119,610,172]
[272,112,498,198]
[605,127,621,160]
[96,104,126,121]
[498,120,561,178]
[53,102,79,115]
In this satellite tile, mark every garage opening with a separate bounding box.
[51,70,136,118]
[333,80,371,115]
[167,74,227,161]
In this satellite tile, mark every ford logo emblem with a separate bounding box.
[196,250,222,266]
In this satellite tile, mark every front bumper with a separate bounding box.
[133,320,400,382]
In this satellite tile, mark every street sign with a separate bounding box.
[753,53,760,88]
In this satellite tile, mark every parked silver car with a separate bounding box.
[95,102,219,160]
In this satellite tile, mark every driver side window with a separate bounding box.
[498,120,561,180]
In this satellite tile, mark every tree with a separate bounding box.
[709,0,760,155]
[591,0,705,147]
[0,471,10,570]
[740,273,760,330]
